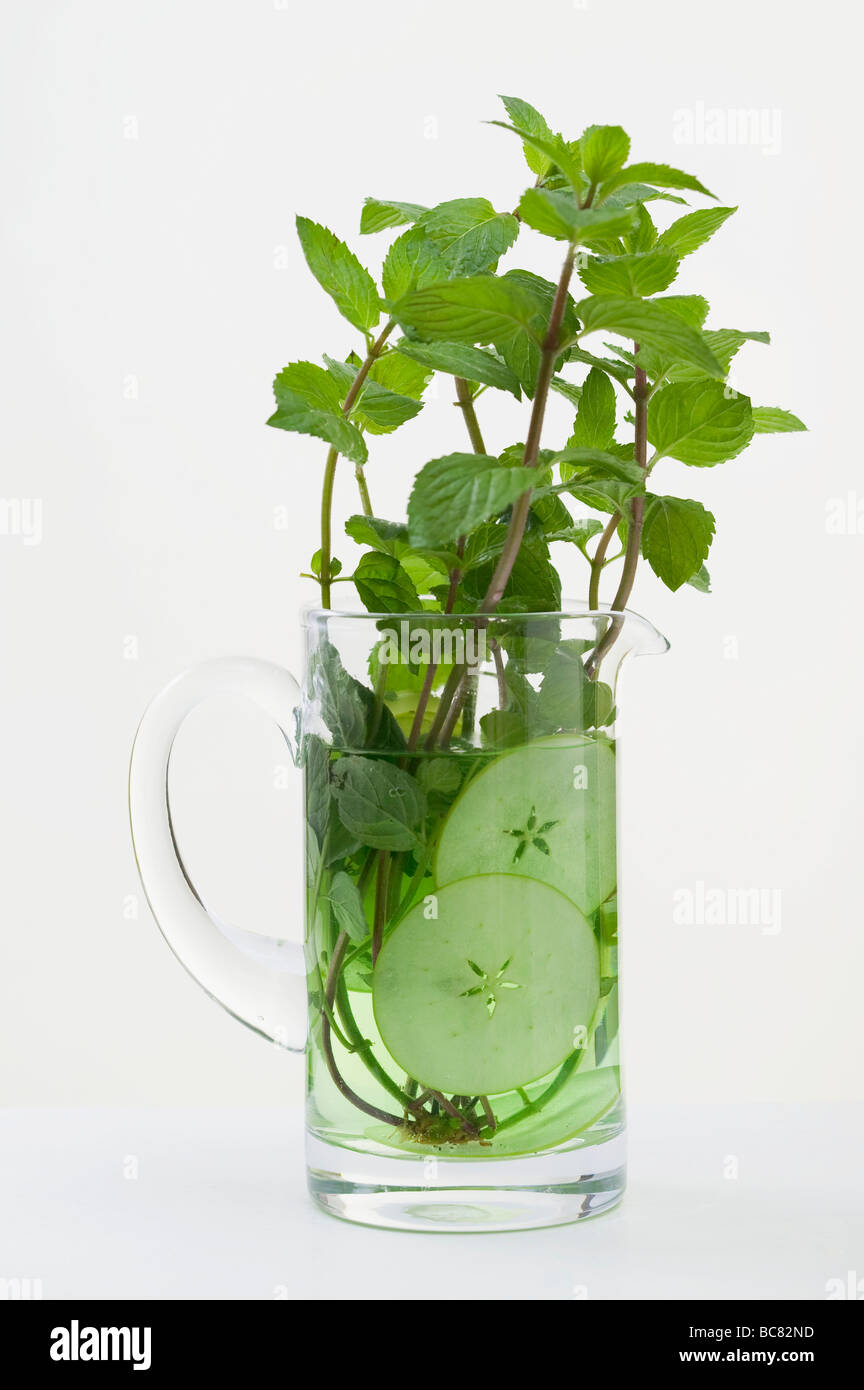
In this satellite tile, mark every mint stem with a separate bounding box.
[480,244,578,614]
[609,357,648,611]
[429,242,581,747]
[454,375,487,454]
[355,466,373,518]
[319,930,409,1127]
[586,353,649,675]
[429,1089,479,1137]
[319,319,395,606]
[589,510,621,609]
[404,377,482,752]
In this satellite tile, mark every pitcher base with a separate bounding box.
[306,1131,626,1233]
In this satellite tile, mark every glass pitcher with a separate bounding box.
[129,605,667,1232]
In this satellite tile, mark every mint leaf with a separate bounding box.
[550,447,644,486]
[664,328,770,383]
[648,380,754,465]
[407,453,532,548]
[323,355,423,434]
[296,217,380,332]
[567,478,636,514]
[627,297,714,379]
[332,756,427,850]
[309,642,369,749]
[310,641,405,751]
[499,95,556,175]
[381,227,447,303]
[353,551,421,612]
[345,516,454,597]
[323,871,369,942]
[495,331,541,399]
[519,189,636,243]
[580,125,631,185]
[272,362,343,413]
[394,276,544,345]
[502,537,562,612]
[479,709,531,749]
[641,494,716,590]
[546,517,605,557]
[498,442,556,471]
[626,204,658,254]
[550,376,582,408]
[493,626,568,675]
[752,406,806,433]
[608,184,687,208]
[656,206,737,257]
[530,488,574,534]
[370,350,432,401]
[324,808,363,868]
[345,515,408,551]
[304,734,330,849]
[489,121,584,189]
[576,296,724,378]
[267,387,368,465]
[462,527,561,611]
[492,268,580,397]
[503,269,581,343]
[309,550,341,579]
[393,338,522,398]
[353,384,423,434]
[416,756,464,810]
[568,346,635,387]
[655,295,711,328]
[417,198,519,276]
[569,367,617,448]
[360,198,427,235]
[687,562,712,593]
[578,249,680,298]
[537,646,614,730]
[600,162,715,201]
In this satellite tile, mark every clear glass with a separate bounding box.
[128,607,666,1233]
[301,607,667,1230]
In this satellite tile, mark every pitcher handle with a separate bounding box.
[128,658,307,1051]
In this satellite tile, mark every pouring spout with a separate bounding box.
[602,605,670,659]
[563,601,669,687]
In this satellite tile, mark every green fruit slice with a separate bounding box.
[367,1064,620,1158]
[372,874,599,1096]
[435,734,616,916]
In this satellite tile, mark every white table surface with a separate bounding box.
[2,1103,861,1301]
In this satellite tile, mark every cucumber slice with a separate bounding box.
[435,734,616,915]
[372,874,599,1096]
[367,1064,620,1157]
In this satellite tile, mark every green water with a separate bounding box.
[305,737,621,1159]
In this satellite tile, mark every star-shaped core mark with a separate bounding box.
[503,805,559,864]
[459,957,524,1018]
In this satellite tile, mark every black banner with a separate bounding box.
[2,1298,859,1374]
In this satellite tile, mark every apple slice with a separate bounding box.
[366,1065,621,1157]
[435,734,616,916]
[372,874,599,1097]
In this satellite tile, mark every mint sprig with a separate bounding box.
[266,96,806,672]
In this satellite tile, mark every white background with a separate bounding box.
[2,0,862,1298]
